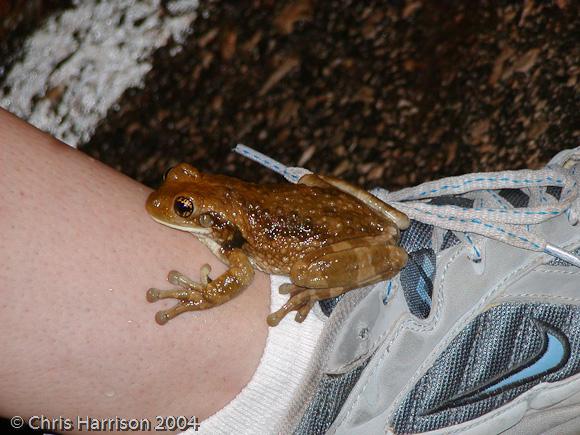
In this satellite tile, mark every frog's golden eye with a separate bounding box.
[199,213,214,227]
[174,196,194,218]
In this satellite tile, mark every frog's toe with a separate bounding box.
[294,300,315,323]
[147,287,194,301]
[168,270,204,291]
[266,312,281,327]
[154,301,195,325]
[146,288,160,302]
[200,264,212,285]
[267,289,318,326]
[154,297,215,325]
[278,283,294,294]
[155,310,171,325]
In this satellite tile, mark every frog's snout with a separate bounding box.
[146,191,161,208]
[146,191,166,219]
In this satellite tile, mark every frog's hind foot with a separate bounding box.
[268,285,346,326]
[267,287,318,326]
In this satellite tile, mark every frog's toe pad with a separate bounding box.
[146,288,160,302]
[294,312,306,323]
[155,310,171,325]
[266,312,283,327]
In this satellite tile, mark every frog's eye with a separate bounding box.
[199,213,214,227]
[163,167,174,181]
[174,196,194,218]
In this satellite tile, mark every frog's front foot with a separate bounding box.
[146,266,213,325]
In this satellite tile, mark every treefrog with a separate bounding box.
[146,163,409,326]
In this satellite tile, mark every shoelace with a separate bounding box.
[234,144,580,269]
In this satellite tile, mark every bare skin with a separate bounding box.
[0,109,269,432]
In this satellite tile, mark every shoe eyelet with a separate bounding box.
[469,255,486,275]
[358,327,369,341]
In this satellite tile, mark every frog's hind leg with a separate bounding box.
[267,285,348,327]
[291,235,408,290]
[298,173,410,230]
[268,235,408,326]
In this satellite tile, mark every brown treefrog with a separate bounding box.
[146,163,409,326]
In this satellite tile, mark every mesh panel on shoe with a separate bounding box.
[294,359,370,435]
[400,220,433,252]
[391,303,580,433]
[441,230,461,250]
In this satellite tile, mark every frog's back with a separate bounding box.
[233,182,391,274]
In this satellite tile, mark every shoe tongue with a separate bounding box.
[397,195,475,319]
[498,188,530,207]
[399,220,436,319]
[428,195,475,208]
[400,220,433,251]
[547,186,563,200]
[398,186,555,319]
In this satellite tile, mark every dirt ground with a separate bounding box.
[78,0,579,189]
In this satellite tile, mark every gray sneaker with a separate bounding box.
[273,147,580,435]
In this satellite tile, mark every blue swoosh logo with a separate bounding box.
[425,318,570,415]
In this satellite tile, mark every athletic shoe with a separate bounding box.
[274,146,580,435]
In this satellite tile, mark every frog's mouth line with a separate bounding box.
[150,216,212,235]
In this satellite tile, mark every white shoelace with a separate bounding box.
[234,144,580,268]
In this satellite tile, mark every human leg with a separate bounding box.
[0,109,269,429]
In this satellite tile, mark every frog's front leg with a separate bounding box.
[267,234,407,326]
[147,249,254,325]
